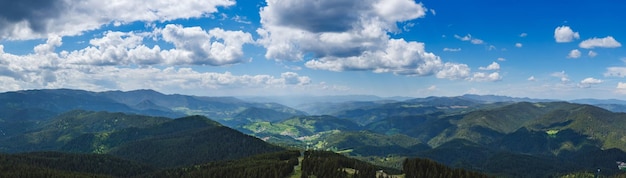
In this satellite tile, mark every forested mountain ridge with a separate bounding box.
[3,89,626,177]
[0,110,284,168]
[0,89,306,129]
[240,100,626,177]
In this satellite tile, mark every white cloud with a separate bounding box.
[454,34,484,44]
[588,50,598,58]
[0,48,316,95]
[304,39,447,76]
[604,67,626,77]
[520,33,527,37]
[554,26,580,43]
[427,85,437,91]
[551,71,570,82]
[435,63,471,80]
[579,36,622,49]
[280,72,311,85]
[515,43,522,48]
[470,72,501,82]
[160,24,254,66]
[527,76,536,81]
[258,0,472,78]
[59,25,254,66]
[567,49,581,59]
[497,57,506,61]
[578,77,603,88]
[0,0,236,40]
[0,26,328,95]
[471,39,484,45]
[479,62,500,71]
[443,48,461,52]
[617,82,626,94]
[455,34,471,41]
[231,15,252,24]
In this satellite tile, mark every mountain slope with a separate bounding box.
[0,110,170,153]
[0,151,155,177]
[243,115,360,138]
[0,110,284,168]
[98,89,306,125]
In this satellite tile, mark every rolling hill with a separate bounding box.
[0,110,284,168]
[0,89,307,129]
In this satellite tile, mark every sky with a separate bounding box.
[0,0,625,99]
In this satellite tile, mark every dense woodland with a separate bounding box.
[151,150,300,178]
[402,157,490,178]
[300,150,384,178]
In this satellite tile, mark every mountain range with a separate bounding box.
[2,88,626,177]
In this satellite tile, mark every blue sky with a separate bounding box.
[0,0,625,99]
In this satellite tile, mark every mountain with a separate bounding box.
[295,100,398,115]
[570,98,626,105]
[570,98,626,113]
[227,107,306,126]
[0,89,139,121]
[243,115,360,138]
[237,95,391,108]
[0,110,284,168]
[459,94,556,103]
[0,89,307,129]
[101,115,284,168]
[0,110,171,152]
[98,89,306,124]
[318,130,430,156]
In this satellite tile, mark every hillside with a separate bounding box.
[0,89,307,128]
[0,151,155,177]
[0,110,171,152]
[0,110,284,168]
[243,115,360,138]
[3,91,626,177]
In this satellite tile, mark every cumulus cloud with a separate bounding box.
[470,72,501,82]
[604,67,626,77]
[304,39,448,76]
[578,77,603,88]
[579,36,622,49]
[588,50,598,58]
[258,0,472,79]
[0,46,314,95]
[160,24,254,66]
[280,72,311,85]
[0,25,321,94]
[520,33,527,37]
[479,62,500,71]
[551,71,570,82]
[58,25,254,66]
[443,48,461,52]
[515,43,522,48]
[554,26,580,43]
[567,49,581,59]
[0,0,235,40]
[435,63,471,80]
[527,76,536,81]
[497,57,506,61]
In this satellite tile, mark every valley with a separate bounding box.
[2,89,626,177]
